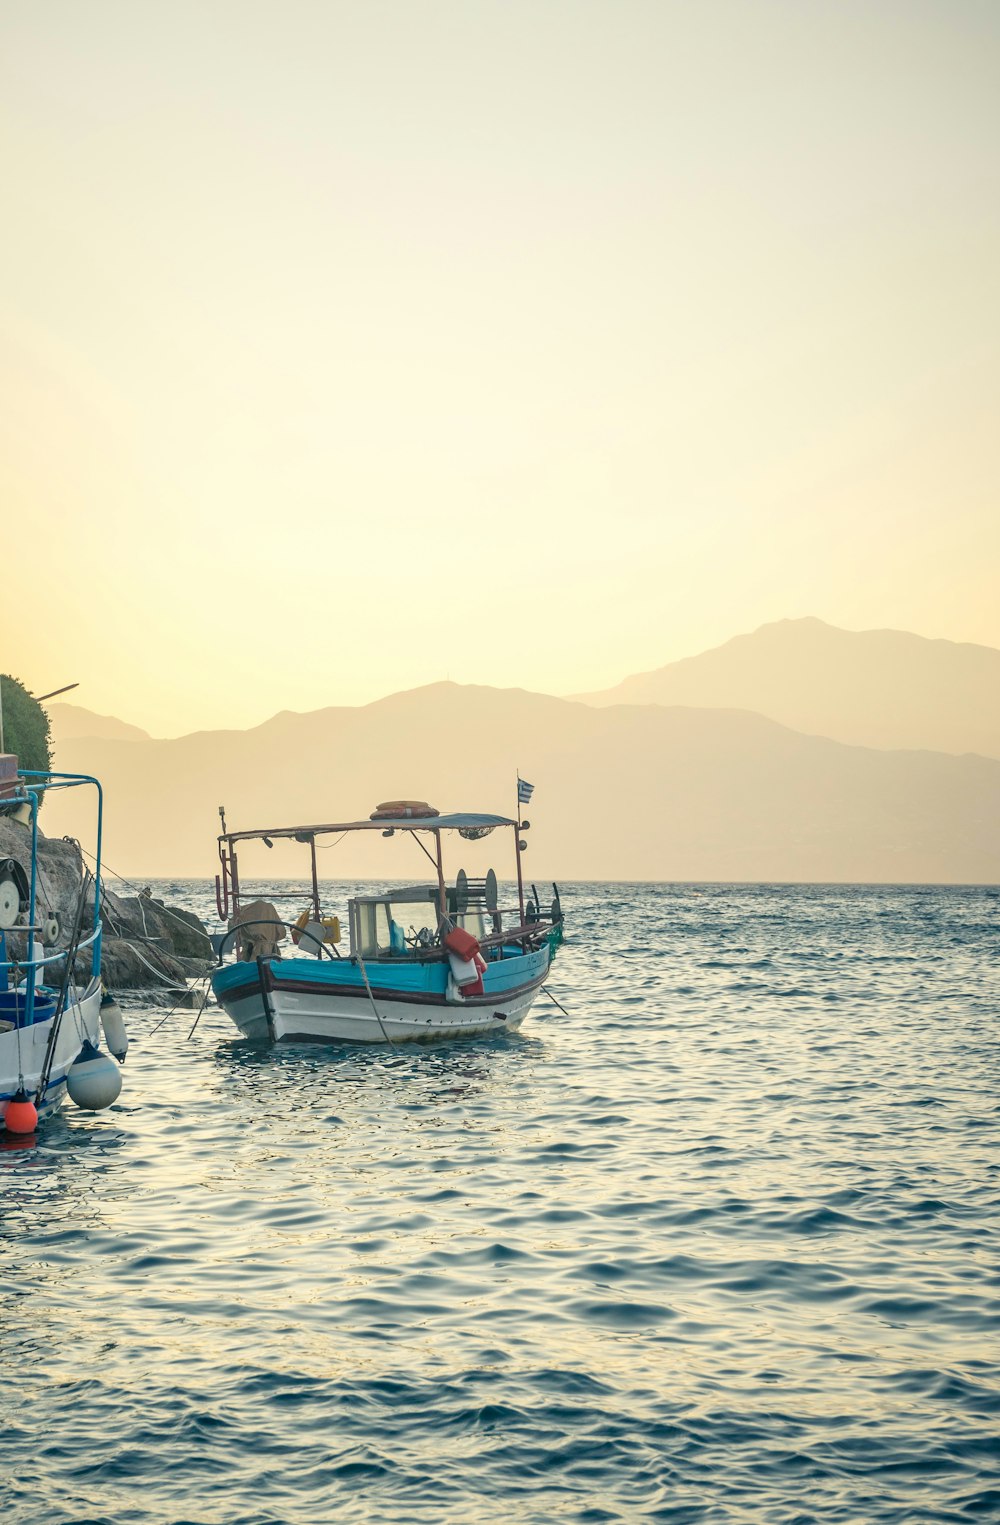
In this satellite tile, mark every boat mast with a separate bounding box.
[514,776,525,925]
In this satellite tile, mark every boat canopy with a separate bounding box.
[221,812,517,844]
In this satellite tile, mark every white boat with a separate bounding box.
[1,760,125,1133]
[210,785,563,1045]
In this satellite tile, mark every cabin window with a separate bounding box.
[355,894,439,955]
[456,908,486,940]
[356,901,392,956]
[388,900,437,939]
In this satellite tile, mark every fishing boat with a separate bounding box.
[210,780,563,1045]
[1,758,126,1134]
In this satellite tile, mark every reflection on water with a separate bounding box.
[1,881,998,1525]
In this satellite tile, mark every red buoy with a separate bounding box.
[4,1095,38,1134]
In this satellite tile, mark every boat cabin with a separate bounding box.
[352,885,441,959]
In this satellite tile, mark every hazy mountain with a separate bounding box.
[47,703,150,744]
[43,682,1000,885]
[573,618,1000,759]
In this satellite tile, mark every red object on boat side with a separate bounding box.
[461,953,488,998]
[444,927,480,962]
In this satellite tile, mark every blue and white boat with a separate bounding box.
[211,793,563,1045]
[1,761,125,1131]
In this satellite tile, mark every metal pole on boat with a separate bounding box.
[309,835,321,922]
[434,830,447,920]
[229,841,241,918]
[25,789,39,1028]
[91,774,104,980]
[514,777,526,927]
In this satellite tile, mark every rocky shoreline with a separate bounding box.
[0,818,213,992]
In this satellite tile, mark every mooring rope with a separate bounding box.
[185,979,213,1041]
[126,942,197,992]
[146,975,210,1036]
[540,983,571,1017]
[355,948,396,1047]
[35,870,93,1104]
[70,845,214,1000]
[76,847,213,943]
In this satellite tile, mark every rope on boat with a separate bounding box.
[355,948,396,1047]
[75,852,217,1004]
[127,942,197,992]
[77,847,215,944]
[14,1011,25,1094]
[35,869,93,1106]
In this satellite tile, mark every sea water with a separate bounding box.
[1,882,998,1524]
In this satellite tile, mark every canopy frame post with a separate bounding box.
[309,836,320,922]
[514,823,525,928]
[434,830,446,920]
[229,840,241,920]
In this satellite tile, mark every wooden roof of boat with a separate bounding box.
[221,812,517,844]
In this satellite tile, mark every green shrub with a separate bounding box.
[0,675,51,805]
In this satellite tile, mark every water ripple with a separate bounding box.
[1,880,998,1523]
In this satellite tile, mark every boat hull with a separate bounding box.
[212,948,550,1045]
[0,979,103,1127]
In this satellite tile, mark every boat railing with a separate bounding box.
[0,768,104,1029]
[215,919,340,963]
[473,920,556,955]
[0,925,103,1024]
[214,913,556,966]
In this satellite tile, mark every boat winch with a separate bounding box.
[0,858,29,930]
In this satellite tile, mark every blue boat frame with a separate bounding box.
[0,770,104,1027]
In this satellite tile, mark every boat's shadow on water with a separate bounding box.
[210,1028,545,1113]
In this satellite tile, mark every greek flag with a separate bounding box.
[517,777,534,805]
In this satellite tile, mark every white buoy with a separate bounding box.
[100,991,129,1063]
[66,1041,122,1111]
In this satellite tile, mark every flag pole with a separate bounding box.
[515,772,525,928]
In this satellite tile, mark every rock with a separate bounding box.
[101,893,212,960]
[0,817,212,989]
[0,817,89,930]
[94,938,207,991]
[49,932,210,992]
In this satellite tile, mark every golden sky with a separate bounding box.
[2,0,998,737]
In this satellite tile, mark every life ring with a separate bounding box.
[370,799,439,820]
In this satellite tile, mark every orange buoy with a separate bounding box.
[4,1093,38,1134]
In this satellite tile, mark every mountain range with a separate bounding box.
[38,617,1000,883]
[573,618,1000,759]
[48,702,151,745]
